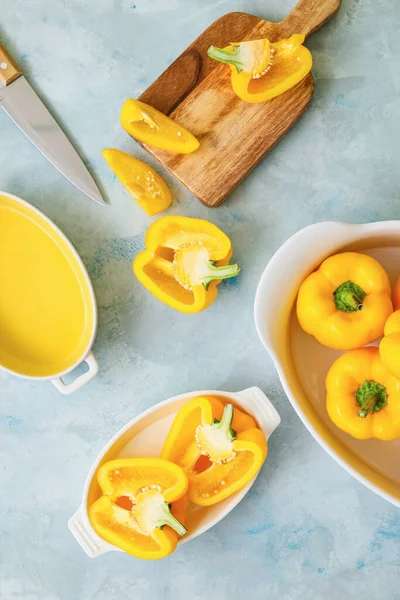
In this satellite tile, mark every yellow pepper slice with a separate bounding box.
[326,347,400,441]
[102,148,172,216]
[89,458,188,560]
[133,216,240,313]
[297,252,393,350]
[121,99,200,153]
[161,396,266,506]
[379,310,400,379]
[207,34,312,104]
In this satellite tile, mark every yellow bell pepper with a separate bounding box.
[161,396,267,506]
[297,252,393,350]
[379,310,400,379]
[326,347,400,440]
[102,149,172,216]
[393,276,400,310]
[121,99,200,153]
[133,216,240,313]
[89,458,188,560]
[207,34,312,104]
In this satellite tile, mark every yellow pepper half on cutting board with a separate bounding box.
[102,149,172,216]
[207,34,312,104]
[379,310,400,380]
[161,396,267,506]
[89,458,188,560]
[326,347,400,441]
[133,216,240,313]
[297,252,393,350]
[121,99,200,153]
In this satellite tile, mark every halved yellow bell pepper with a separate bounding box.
[161,396,266,506]
[379,310,400,379]
[89,458,188,560]
[121,99,200,153]
[133,216,240,313]
[297,252,393,350]
[102,149,172,216]
[326,347,400,440]
[207,34,312,104]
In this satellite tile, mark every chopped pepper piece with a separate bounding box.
[121,99,200,153]
[89,458,188,560]
[379,310,400,379]
[102,149,172,216]
[133,216,240,313]
[207,34,312,104]
[161,396,266,506]
[326,347,400,440]
[297,252,393,350]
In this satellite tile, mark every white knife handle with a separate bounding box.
[0,44,22,86]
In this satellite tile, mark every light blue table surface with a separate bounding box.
[1,0,399,598]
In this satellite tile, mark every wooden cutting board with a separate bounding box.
[139,0,341,207]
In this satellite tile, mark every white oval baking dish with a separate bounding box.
[254,221,400,507]
[0,191,98,394]
[69,386,280,558]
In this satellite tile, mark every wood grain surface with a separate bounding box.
[138,0,341,207]
[0,44,22,86]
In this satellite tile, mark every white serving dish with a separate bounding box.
[0,191,98,394]
[69,386,280,557]
[254,221,400,507]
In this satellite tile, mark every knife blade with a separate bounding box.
[0,44,105,205]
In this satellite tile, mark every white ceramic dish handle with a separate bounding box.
[52,352,99,394]
[235,387,281,438]
[68,505,115,558]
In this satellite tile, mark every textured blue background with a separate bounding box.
[1,0,400,598]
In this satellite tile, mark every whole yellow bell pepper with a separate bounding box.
[161,396,267,506]
[379,310,400,379]
[297,252,393,350]
[89,458,188,560]
[393,276,400,310]
[133,216,240,313]
[102,148,172,216]
[121,99,200,153]
[207,34,312,104]
[326,347,400,440]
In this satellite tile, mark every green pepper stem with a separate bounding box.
[202,261,241,291]
[155,502,187,536]
[355,381,387,418]
[211,403,237,441]
[207,45,244,73]
[333,280,366,313]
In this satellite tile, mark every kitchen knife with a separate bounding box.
[0,44,105,205]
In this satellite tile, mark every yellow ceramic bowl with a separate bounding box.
[0,191,98,393]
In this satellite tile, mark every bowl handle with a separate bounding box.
[51,352,99,395]
[235,387,281,440]
[68,505,114,558]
